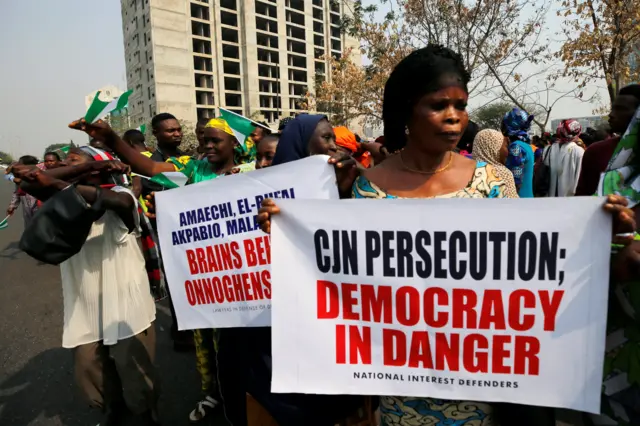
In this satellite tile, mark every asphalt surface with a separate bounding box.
[0,179,228,426]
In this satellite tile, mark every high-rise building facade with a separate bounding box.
[120,0,360,127]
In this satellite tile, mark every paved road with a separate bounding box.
[0,180,227,426]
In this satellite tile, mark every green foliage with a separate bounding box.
[0,151,14,164]
[471,102,513,131]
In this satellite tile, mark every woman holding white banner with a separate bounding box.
[258,45,636,426]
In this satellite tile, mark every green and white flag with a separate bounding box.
[137,124,147,134]
[0,215,9,230]
[219,108,269,148]
[85,89,133,123]
[135,171,188,189]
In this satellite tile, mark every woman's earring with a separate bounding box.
[404,126,410,135]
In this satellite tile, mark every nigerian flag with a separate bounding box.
[137,124,147,134]
[137,171,188,189]
[219,108,268,147]
[0,216,9,230]
[85,90,133,123]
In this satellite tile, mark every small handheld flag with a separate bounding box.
[219,108,270,148]
[85,90,133,123]
[133,172,188,189]
[0,215,10,230]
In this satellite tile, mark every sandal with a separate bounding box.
[189,395,220,423]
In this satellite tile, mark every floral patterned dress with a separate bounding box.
[352,161,508,426]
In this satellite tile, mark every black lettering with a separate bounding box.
[314,229,330,273]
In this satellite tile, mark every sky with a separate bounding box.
[0,1,126,158]
[0,1,606,158]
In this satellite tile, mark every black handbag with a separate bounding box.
[19,185,106,265]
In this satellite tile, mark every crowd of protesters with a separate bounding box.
[3,43,640,426]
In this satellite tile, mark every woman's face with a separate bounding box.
[407,81,469,154]
[63,151,90,167]
[256,137,279,169]
[499,137,509,164]
[308,119,337,156]
[203,128,235,165]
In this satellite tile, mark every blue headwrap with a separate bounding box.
[502,108,534,143]
[272,114,326,166]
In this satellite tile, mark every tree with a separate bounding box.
[557,0,640,104]
[0,151,14,164]
[309,0,579,130]
[471,102,513,130]
[43,143,74,158]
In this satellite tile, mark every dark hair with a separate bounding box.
[258,133,280,146]
[197,117,210,126]
[123,129,146,147]
[18,155,39,165]
[44,151,61,161]
[255,122,272,135]
[151,113,177,130]
[457,120,479,152]
[619,84,640,103]
[383,45,471,152]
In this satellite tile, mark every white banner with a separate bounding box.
[271,197,611,413]
[156,155,339,329]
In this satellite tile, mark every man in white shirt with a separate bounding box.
[14,147,159,426]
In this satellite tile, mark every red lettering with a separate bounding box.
[231,241,243,268]
[452,289,478,328]
[382,328,406,366]
[202,278,214,304]
[255,236,269,266]
[396,286,420,326]
[514,336,540,375]
[242,273,253,301]
[317,280,339,319]
[261,270,271,299]
[244,239,257,267]
[206,246,219,272]
[185,280,196,305]
[435,332,460,371]
[193,279,206,304]
[232,274,245,301]
[424,287,448,328]
[212,277,225,303]
[341,283,360,320]
[463,334,488,373]
[196,248,208,273]
[336,324,346,364]
[220,243,233,270]
[223,275,235,302]
[538,290,564,331]
[264,235,271,264]
[408,331,433,369]
[186,250,198,274]
[478,290,506,330]
[250,271,264,300]
[361,284,392,324]
[492,335,511,374]
[509,290,536,331]
[348,325,371,364]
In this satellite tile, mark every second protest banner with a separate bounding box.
[271,197,611,413]
[155,155,339,329]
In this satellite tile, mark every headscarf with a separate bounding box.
[272,114,326,166]
[556,119,583,144]
[502,108,534,143]
[205,117,255,164]
[472,129,519,198]
[598,106,640,207]
[278,116,295,132]
[334,126,372,168]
